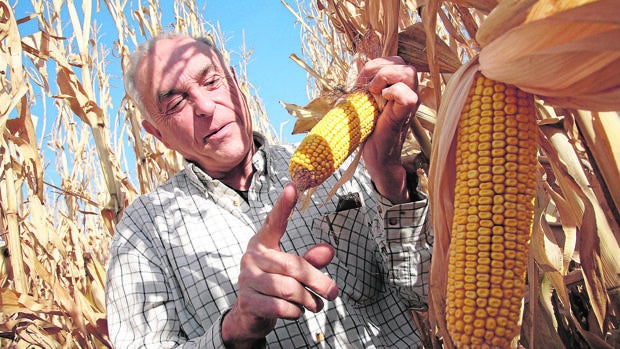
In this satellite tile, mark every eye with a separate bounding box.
[203,74,223,89]
[164,93,188,115]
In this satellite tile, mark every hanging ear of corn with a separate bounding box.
[445,72,538,348]
[289,90,379,192]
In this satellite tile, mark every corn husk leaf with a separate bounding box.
[476,0,601,46]
[427,57,481,348]
[282,95,340,134]
[478,0,620,111]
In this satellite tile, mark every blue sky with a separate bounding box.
[14,0,309,143]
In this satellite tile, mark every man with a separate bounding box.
[105,32,433,348]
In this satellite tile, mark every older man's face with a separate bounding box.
[135,36,253,177]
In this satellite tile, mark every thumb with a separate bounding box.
[303,243,335,269]
[255,183,298,249]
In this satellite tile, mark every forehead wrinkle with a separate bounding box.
[160,62,215,94]
[157,61,215,97]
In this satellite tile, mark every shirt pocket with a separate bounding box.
[312,208,384,305]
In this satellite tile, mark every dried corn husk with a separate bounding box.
[428,58,481,348]
[478,0,620,111]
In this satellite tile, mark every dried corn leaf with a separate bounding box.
[56,65,104,127]
[397,23,462,73]
[0,2,28,132]
[0,287,62,315]
[421,0,443,111]
[1,140,29,294]
[21,244,89,337]
[577,197,608,334]
[533,187,575,317]
[437,6,468,46]
[539,121,619,331]
[13,320,62,349]
[21,31,62,91]
[453,0,499,14]
[86,257,107,312]
[572,111,620,222]
[521,278,566,348]
[542,180,579,273]
[453,5,479,43]
[14,105,44,188]
[533,201,565,276]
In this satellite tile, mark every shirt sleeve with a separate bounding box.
[371,183,434,310]
[105,203,227,349]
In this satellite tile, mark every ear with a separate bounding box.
[142,119,169,147]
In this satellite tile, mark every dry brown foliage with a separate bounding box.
[0,0,275,347]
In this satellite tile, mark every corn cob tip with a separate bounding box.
[291,169,312,192]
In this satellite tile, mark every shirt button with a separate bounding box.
[315,332,325,342]
[233,200,240,206]
[388,217,399,226]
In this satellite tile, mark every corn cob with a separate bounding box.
[446,73,538,348]
[289,90,379,191]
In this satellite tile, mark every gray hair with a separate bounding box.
[123,33,223,120]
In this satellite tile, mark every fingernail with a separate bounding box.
[326,284,339,301]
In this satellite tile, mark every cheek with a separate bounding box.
[161,117,196,141]
[222,86,250,122]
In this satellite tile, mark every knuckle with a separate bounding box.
[282,254,302,273]
[392,56,405,64]
[278,280,297,300]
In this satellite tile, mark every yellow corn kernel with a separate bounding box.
[289,90,379,191]
[446,73,537,348]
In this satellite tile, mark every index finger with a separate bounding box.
[356,57,403,88]
[254,183,298,249]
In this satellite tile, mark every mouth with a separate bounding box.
[203,123,231,144]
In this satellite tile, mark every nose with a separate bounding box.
[191,92,216,118]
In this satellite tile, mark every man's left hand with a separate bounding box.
[358,56,419,204]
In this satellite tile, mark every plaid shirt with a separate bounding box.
[105,134,433,348]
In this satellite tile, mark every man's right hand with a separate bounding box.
[221,184,339,348]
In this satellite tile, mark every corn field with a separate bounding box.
[1,0,618,348]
